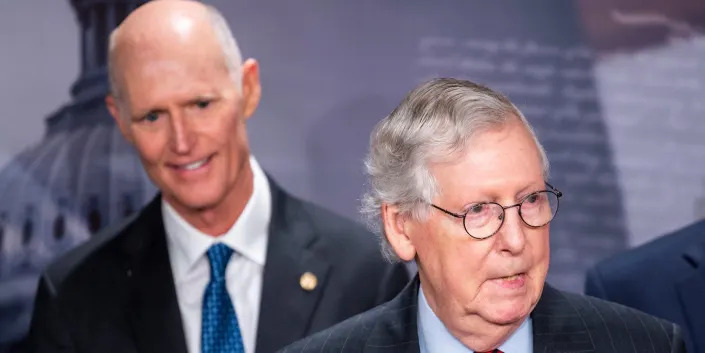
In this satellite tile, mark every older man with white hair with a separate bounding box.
[27,1,408,353]
[279,78,685,353]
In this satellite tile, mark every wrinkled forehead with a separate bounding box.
[430,121,545,195]
[121,44,223,77]
[117,26,221,69]
[114,35,229,98]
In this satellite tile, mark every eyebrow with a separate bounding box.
[186,95,216,104]
[515,182,545,199]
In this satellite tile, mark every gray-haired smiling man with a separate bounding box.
[279,78,685,353]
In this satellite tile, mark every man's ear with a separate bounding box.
[381,203,417,261]
[240,58,261,119]
[105,94,133,144]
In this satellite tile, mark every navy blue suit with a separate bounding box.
[281,276,684,353]
[585,219,705,353]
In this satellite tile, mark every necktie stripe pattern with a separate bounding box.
[202,243,245,353]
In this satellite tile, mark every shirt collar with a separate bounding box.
[163,156,271,280]
[417,284,533,353]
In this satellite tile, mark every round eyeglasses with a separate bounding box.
[431,183,562,240]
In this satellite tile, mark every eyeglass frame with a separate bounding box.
[430,182,562,240]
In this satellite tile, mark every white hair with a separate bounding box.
[107,3,243,102]
[361,78,550,262]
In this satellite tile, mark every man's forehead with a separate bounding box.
[431,124,543,182]
[123,63,221,93]
[115,32,223,79]
[125,59,186,79]
[119,58,233,112]
[118,27,215,60]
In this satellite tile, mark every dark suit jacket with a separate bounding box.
[28,179,409,353]
[279,276,685,353]
[586,219,705,353]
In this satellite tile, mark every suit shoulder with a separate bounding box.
[41,212,138,290]
[279,303,388,353]
[560,290,679,341]
[285,193,380,255]
[590,219,705,278]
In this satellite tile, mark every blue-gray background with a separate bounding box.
[0,0,704,349]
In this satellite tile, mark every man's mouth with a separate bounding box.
[501,274,522,281]
[171,154,213,171]
[491,272,528,289]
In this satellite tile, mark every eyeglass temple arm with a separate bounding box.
[430,204,464,219]
[545,182,563,197]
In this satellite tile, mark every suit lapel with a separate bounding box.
[255,180,331,353]
[676,241,705,353]
[123,196,189,353]
[364,276,421,353]
[532,285,595,353]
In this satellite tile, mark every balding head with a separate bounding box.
[108,0,243,104]
[104,1,262,235]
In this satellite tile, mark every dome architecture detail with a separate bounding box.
[0,0,151,344]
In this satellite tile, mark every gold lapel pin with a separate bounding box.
[300,272,318,291]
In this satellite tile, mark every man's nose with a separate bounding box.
[496,205,527,255]
[169,112,195,154]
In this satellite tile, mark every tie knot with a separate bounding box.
[206,243,233,280]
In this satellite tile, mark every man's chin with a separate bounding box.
[165,192,222,213]
[484,302,532,326]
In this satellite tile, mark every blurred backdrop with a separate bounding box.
[0,0,704,350]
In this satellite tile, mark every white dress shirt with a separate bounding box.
[163,156,271,353]
[418,285,533,353]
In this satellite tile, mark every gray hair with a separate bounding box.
[108,4,243,103]
[361,78,550,262]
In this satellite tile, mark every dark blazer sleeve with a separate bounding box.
[28,273,75,353]
[584,265,610,299]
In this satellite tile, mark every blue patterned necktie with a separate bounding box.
[201,243,245,353]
